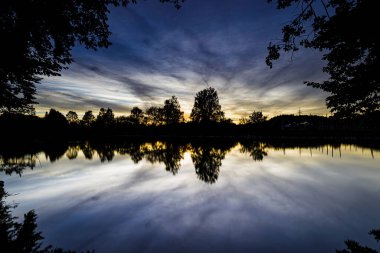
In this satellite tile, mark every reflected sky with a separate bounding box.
[2,143,380,253]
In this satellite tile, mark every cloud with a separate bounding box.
[36,0,330,120]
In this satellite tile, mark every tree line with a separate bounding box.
[1,86,379,140]
[1,0,378,118]
[34,87,267,127]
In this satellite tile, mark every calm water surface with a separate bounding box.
[1,141,380,252]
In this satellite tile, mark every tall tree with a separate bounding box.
[146,106,164,126]
[1,181,85,252]
[239,111,267,125]
[190,87,225,123]
[66,111,79,124]
[163,96,184,124]
[81,110,95,127]
[96,107,114,126]
[267,0,379,117]
[44,108,68,126]
[0,0,183,114]
[130,106,144,125]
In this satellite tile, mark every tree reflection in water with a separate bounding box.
[80,142,95,160]
[1,140,379,184]
[239,141,268,161]
[92,144,115,162]
[120,142,145,164]
[191,146,226,184]
[141,142,186,175]
[44,142,68,163]
[0,154,37,176]
[66,146,79,160]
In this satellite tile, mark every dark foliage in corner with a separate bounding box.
[336,229,380,253]
[0,0,183,114]
[267,0,379,117]
[0,181,93,252]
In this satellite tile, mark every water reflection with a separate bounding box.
[0,154,37,176]
[1,140,380,253]
[240,141,268,161]
[1,140,379,183]
[190,141,235,184]
[44,142,68,162]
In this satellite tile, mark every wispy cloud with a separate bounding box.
[36,0,329,120]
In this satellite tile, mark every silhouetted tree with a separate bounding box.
[240,111,267,125]
[0,0,183,114]
[96,107,114,126]
[44,109,68,126]
[66,111,79,124]
[81,110,95,127]
[267,0,379,117]
[250,111,267,124]
[336,229,380,253]
[190,87,225,123]
[146,106,164,126]
[0,181,90,252]
[14,210,44,253]
[239,117,250,125]
[115,116,134,126]
[130,107,144,125]
[163,96,184,124]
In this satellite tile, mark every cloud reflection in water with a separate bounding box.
[1,142,380,253]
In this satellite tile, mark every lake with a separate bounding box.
[1,140,380,252]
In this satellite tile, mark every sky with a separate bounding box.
[36,0,330,121]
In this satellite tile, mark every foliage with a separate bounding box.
[141,142,185,174]
[239,111,267,125]
[96,108,114,126]
[239,117,249,125]
[146,106,164,126]
[0,0,183,114]
[130,107,144,125]
[0,154,37,176]
[145,96,184,125]
[249,111,267,124]
[336,229,380,253]
[82,111,95,127]
[66,111,79,124]
[45,108,68,126]
[239,142,268,161]
[163,96,184,124]
[190,143,232,184]
[115,116,136,126]
[190,87,225,123]
[1,105,379,142]
[267,0,379,117]
[0,181,88,252]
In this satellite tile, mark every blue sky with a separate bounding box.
[36,0,329,120]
